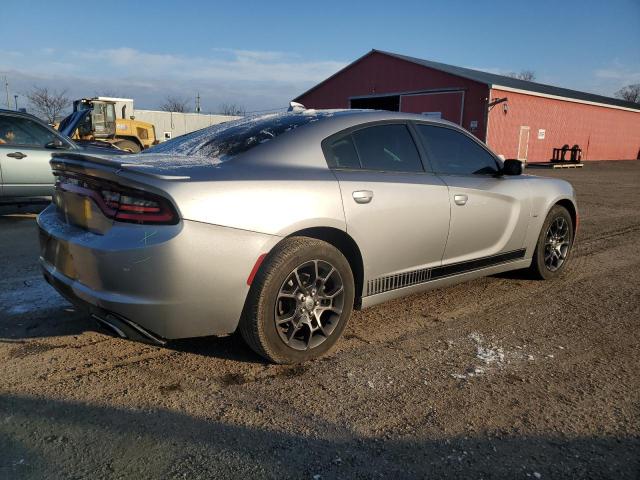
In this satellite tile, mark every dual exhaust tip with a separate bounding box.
[42,270,166,346]
[92,313,166,346]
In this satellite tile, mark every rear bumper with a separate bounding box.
[37,204,279,339]
[41,267,167,345]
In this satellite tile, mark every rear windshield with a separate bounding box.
[145,111,332,162]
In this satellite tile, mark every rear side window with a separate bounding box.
[352,124,423,172]
[0,115,57,147]
[325,136,361,169]
[416,124,499,175]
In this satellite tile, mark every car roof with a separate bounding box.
[147,108,459,158]
[276,108,461,141]
[0,108,48,124]
[252,108,458,137]
[310,108,458,127]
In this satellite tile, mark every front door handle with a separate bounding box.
[7,152,27,159]
[454,194,468,206]
[352,190,374,204]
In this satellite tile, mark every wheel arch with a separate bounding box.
[116,135,144,150]
[554,198,578,234]
[284,227,365,309]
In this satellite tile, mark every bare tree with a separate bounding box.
[161,95,189,112]
[25,86,70,123]
[614,83,640,103]
[218,103,245,116]
[507,70,536,81]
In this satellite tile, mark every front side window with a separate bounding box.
[416,124,499,175]
[0,115,58,147]
[351,124,423,172]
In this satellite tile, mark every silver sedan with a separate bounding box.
[37,109,577,363]
[0,109,124,201]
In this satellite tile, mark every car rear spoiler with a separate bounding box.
[50,152,191,181]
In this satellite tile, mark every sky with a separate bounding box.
[1,0,639,114]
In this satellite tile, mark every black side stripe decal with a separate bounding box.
[366,248,526,296]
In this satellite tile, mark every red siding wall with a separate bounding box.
[488,88,640,162]
[296,52,490,140]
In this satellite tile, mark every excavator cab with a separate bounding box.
[73,99,116,139]
[59,97,155,152]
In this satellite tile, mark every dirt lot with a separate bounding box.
[1,161,639,479]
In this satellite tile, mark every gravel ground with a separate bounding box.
[1,161,639,479]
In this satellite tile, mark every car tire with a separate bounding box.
[114,139,141,153]
[528,205,574,280]
[239,236,355,364]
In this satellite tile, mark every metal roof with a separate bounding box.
[375,50,640,111]
[295,50,640,111]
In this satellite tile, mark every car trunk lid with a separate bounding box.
[49,152,183,233]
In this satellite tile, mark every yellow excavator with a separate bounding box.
[57,97,157,152]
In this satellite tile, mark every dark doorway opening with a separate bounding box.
[350,95,400,111]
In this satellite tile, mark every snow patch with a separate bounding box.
[450,332,508,380]
[476,344,505,364]
[469,332,505,364]
[450,366,486,380]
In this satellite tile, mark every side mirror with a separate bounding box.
[45,138,66,150]
[502,159,523,176]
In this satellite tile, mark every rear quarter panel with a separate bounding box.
[165,165,346,236]
[153,130,347,237]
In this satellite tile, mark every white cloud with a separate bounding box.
[589,57,640,94]
[211,47,293,62]
[1,47,346,111]
[594,68,640,85]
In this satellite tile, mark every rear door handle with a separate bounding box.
[352,190,373,204]
[7,152,27,159]
[454,194,468,206]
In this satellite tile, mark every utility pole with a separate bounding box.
[195,92,201,113]
[14,95,18,110]
[4,76,10,109]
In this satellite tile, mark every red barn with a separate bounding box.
[294,50,640,162]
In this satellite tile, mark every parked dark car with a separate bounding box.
[0,109,124,202]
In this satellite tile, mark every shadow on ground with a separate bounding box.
[0,202,48,216]
[1,394,637,479]
[1,310,266,363]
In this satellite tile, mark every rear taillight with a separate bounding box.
[55,173,178,225]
